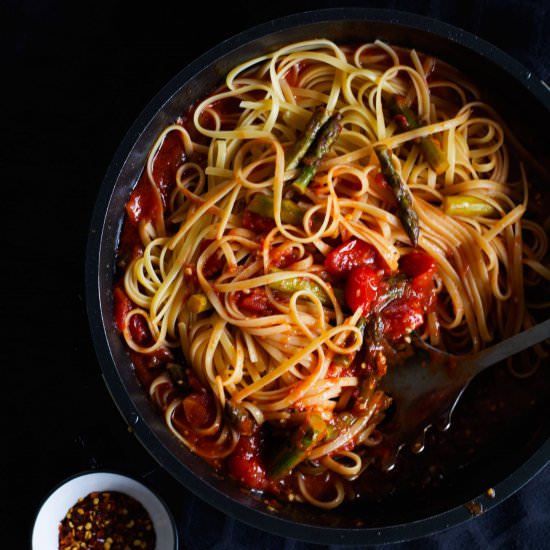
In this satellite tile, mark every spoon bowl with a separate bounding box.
[378,318,550,470]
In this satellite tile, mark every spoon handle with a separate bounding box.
[475,318,550,370]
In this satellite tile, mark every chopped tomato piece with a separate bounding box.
[198,239,226,278]
[282,61,307,88]
[227,431,269,491]
[129,316,151,346]
[203,251,225,278]
[345,265,381,315]
[113,286,132,333]
[383,299,425,339]
[270,246,299,269]
[182,392,216,429]
[371,172,397,205]
[126,178,163,227]
[132,347,173,374]
[125,131,186,227]
[324,239,382,277]
[237,288,275,315]
[399,251,437,278]
[113,285,150,344]
[383,254,438,339]
[374,172,390,190]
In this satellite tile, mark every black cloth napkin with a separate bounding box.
[155,463,550,549]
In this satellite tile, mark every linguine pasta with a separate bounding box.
[114,39,550,509]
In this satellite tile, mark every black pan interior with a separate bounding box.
[86,9,550,545]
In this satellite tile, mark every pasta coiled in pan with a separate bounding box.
[114,39,550,509]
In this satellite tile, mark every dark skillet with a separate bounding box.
[85,8,550,545]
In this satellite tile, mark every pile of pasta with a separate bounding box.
[117,40,550,508]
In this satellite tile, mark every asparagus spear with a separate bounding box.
[293,112,343,193]
[291,164,317,192]
[333,276,406,369]
[269,276,332,306]
[333,276,407,366]
[364,313,385,352]
[268,413,327,479]
[443,195,498,217]
[285,106,330,171]
[388,95,418,130]
[247,194,304,226]
[374,144,420,247]
[364,278,406,347]
[420,136,448,175]
[389,95,449,175]
[302,112,343,166]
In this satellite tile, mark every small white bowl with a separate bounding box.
[32,471,178,549]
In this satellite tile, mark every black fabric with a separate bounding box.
[6,1,550,548]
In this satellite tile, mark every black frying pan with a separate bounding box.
[85,9,550,545]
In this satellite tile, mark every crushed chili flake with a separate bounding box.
[58,491,156,550]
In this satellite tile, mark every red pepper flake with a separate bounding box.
[58,491,156,550]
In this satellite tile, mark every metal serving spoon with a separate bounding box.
[377,318,550,471]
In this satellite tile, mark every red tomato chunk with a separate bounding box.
[182,392,216,429]
[399,251,437,278]
[238,288,275,315]
[227,431,270,491]
[383,252,438,339]
[345,265,381,315]
[324,239,382,277]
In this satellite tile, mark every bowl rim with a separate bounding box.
[85,7,550,545]
[31,469,178,549]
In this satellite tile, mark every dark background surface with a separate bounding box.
[6,0,550,548]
